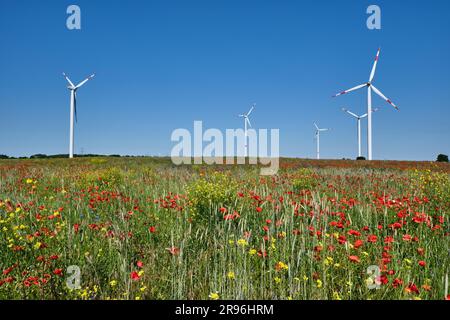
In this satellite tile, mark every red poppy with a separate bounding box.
[392,278,403,288]
[4,277,14,283]
[402,234,412,242]
[384,236,394,244]
[348,229,361,237]
[53,268,63,276]
[418,261,426,267]
[367,235,378,243]
[219,207,227,214]
[149,226,156,233]
[338,235,347,245]
[166,246,180,256]
[390,222,402,229]
[257,250,267,258]
[348,255,360,263]
[131,271,140,281]
[313,245,323,252]
[405,283,419,294]
[256,207,263,213]
[137,261,144,268]
[3,267,13,275]
[378,275,389,285]
[354,239,364,249]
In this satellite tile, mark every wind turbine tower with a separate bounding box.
[63,72,95,158]
[238,103,255,158]
[314,123,330,160]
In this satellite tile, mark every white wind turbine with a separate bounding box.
[314,123,330,160]
[341,107,378,158]
[62,72,95,159]
[333,48,398,160]
[238,103,255,157]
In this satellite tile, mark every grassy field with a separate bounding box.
[0,157,449,300]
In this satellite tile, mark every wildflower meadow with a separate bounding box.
[0,158,449,300]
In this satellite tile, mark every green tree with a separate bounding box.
[436,154,449,162]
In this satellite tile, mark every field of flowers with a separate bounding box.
[0,157,449,300]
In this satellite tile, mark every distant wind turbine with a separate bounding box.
[314,123,330,160]
[63,72,95,159]
[333,48,398,160]
[238,103,255,157]
[342,107,378,158]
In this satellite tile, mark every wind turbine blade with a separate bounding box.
[344,109,359,118]
[314,123,319,130]
[371,85,399,110]
[333,83,367,97]
[369,48,381,82]
[246,117,252,128]
[247,105,255,116]
[238,114,244,117]
[75,74,95,89]
[360,113,368,119]
[63,73,75,87]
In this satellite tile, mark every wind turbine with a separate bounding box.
[314,123,329,160]
[62,72,95,159]
[333,48,398,160]
[341,107,378,158]
[238,103,255,157]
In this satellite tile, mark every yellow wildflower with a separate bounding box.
[275,261,288,271]
[316,279,323,288]
[237,239,248,247]
[209,292,220,300]
[332,292,342,300]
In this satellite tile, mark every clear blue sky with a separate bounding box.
[1,0,449,160]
